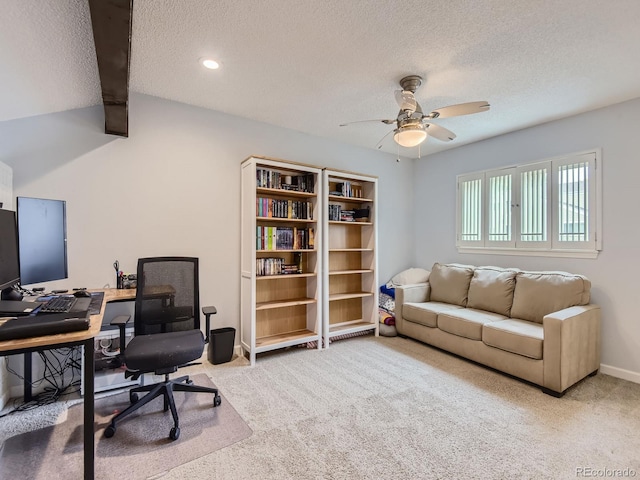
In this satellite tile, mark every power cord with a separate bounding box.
[1,346,82,417]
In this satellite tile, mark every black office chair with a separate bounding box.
[104,257,221,441]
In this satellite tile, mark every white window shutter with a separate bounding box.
[486,168,515,248]
[516,162,551,249]
[457,172,484,246]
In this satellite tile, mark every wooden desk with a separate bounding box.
[0,288,136,480]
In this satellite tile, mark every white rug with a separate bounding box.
[0,374,252,480]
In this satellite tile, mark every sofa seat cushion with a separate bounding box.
[429,263,475,307]
[467,266,517,317]
[482,319,544,360]
[511,271,591,324]
[403,301,463,328]
[437,308,507,341]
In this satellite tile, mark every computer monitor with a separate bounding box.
[17,197,68,286]
[0,208,21,300]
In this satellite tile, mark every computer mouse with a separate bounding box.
[74,290,92,298]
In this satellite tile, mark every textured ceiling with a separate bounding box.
[2,0,640,157]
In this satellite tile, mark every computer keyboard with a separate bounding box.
[39,296,77,313]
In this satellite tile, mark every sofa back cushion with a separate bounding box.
[510,271,591,323]
[467,266,517,317]
[429,263,475,307]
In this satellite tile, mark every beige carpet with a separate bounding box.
[169,336,640,480]
[2,337,640,479]
[0,374,252,480]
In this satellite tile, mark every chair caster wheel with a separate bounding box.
[214,394,222,407]
[130,392,139,404]
[169,426,180,440]
[186,379,193,385]
[104,425,116,438]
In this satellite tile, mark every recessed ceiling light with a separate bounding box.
[200,58,220,70]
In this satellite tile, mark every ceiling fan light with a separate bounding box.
[200,57,220,70]
[393,125,427,147]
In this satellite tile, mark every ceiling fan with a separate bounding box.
[340,75,490,150]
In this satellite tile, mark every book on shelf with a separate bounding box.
[256,257,284,276]
[256,257,303,276]
[333,181,363,199]
[256,197,313,220]
[256,168,315,193]
[308,227,315,248]
[256,226,315,250]
[328,204,342,221]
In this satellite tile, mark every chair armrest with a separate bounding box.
[202,306,217,316]
[543,304,601,393]
[110,315,131,327]
[202,305,217,343]
[110,315,131,355]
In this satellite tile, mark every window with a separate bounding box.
[456,150,601,257]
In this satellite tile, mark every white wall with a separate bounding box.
[0,92,415,332]
[412,97,640,382]
[0,161,12,210]
[0,161,13,408]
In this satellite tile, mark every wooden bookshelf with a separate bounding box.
[322,170,378,346]
[241,156,323,365]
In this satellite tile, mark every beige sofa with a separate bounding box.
[395,263,601,396]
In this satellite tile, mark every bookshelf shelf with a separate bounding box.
[329,269,373,275]
[323,170,378,347]
[256,249,316,253]
[257,187,316,199]
[256,297,317,310]
[256,217,317,224]
[241,156,323,365]
[256,273,316,280]
[328,221,373,226]
[255,329,317,349]
[328,292,374,301]
[327,321,376,335]
[329,248,374,252]
[327,194,373,203]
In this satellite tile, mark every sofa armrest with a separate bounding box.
[395,283,430,332]
[543,304,601,393]
[396,283,430,305]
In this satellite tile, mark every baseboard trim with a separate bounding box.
[600,364,640,384]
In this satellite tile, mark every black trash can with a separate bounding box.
[208,327,235,364]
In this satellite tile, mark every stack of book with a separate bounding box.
[340,210,355,222]
[281,263,302,275]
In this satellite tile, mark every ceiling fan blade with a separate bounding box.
[423,122,456,142]
[340,119,396,126]
[374,129,395,150]
[427,101,490,119]
[394,90,417,113]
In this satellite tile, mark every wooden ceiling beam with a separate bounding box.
[87,0,132,137]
